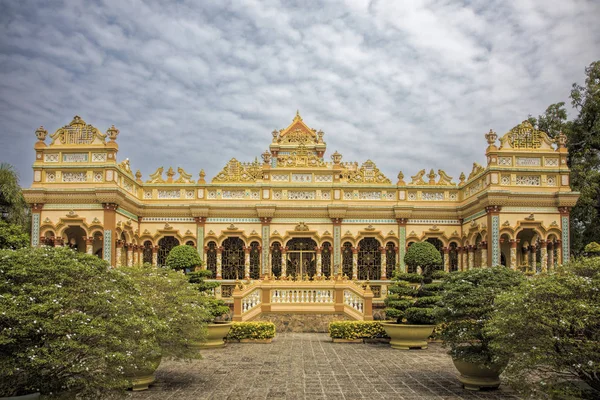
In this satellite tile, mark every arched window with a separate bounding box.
[271,242,282,277]
[285,238,317,279]
[222,237,245,280]
[249,241,260,279]
[44,231,55,246]
[142,240,153,264]
[206,241,217,277]
[64,226,86,253]
[449,242,459,272]
[342,242,353,278]
[385,242,396,278]
[92,231,103,258]
[426,238,444,271]
[358,238,381,280]
[158,236,180,267]
[185,240,195,247]
[322,242,332,278]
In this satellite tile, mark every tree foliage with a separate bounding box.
[0,163,29,229]
[0,247,161,397]
[186,269,230,321]
[435,267,525,366]
[404,242,442,277]
[165,244,202,271]
[487,258,600,399]
[0,220,29,249]
[384,272,443,325]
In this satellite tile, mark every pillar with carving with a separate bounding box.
[126,243,134,267]
[380,246,387,280]
[281,247,287,277]
[331,218,342,276]
[316,246,322,277]
[216,247,223,279]
[152,245,158,267]
[558,207,571,263]
[115,240,124,267]
[480,241,488,268]
[443,247,450,272]
[260,217,272,276]
[458,246,464,271]
[85,237,94,255]
[397,218,407,272]
[133,244,139,265]
[30,203,43,247]
[530,246,537,273]
[509,239,518,270]
[352,247,358,280]
[555,240,562,267]
[468,245,474,270]
[244,246,251,279]
[547,241,554,272]
[102,203,118,266]
[540,240,548,273]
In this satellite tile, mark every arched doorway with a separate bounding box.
[516,229,541,273]
[92,231,103,258]
[385,242,396,278]
[64,226,86,252]
[158,236,180,267]
[342,242,353,277]
[449,242,459,272]
[321,242,332,278]
[285,238,317,279]
[222,237,244,280]
[206,241,218,277]
[271,242,282,277]
[142,240,153,264]
[249,241,260,279]
[357,237,381,280]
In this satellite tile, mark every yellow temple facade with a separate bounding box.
[23,112,579,302]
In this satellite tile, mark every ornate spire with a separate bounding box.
[135,170,142,183]
[294,110,302,122]
[35,126,48,142]
[485,129,497,145]
[106,125,119,141]
[198,169,206,183]
[397,171,405,185]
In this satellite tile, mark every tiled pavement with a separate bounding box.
[130,333,519,400]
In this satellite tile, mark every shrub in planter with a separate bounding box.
[119,264,211,360]
[404,241,443,276]
[436,266,525,390]
[487,257,600,399]
[0,247,161,398]
[328,321,388,340]
[226,322,276,341]
[165,245,202,271]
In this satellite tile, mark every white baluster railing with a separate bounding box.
[242,289,261,314]
[344,289,364,313]
[271,289,334,304]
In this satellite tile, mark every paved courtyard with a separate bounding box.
[130,333,518,400]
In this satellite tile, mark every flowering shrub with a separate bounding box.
[165,244,202,271]
[328,321,389,339]
[0,220,29,250]
[436,266,524,366]
[119,264,211,359]
[226,322,276,340]
[0,247,161,397]
[487,257,600,399]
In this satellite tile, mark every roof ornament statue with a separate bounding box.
[106,125,119,142]
[437,170,455,185]
[331,151,342,164]
[198,169,206,183]
[485,129,497,145]
[35,126,48,142]
[261,150,272,164]
[428,169,436,184]
[397,171,406,185]
[409,169,426,185]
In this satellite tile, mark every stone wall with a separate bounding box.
[251,313,353,333]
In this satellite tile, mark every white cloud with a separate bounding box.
[0,0,599,186]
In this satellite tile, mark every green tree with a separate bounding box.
[404,241,442,277]
[568,61,600,255]
[0,220,29,249]
[487,258,600,399]
[165,244,202,271]
[0,163,29,229]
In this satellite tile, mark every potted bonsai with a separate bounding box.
[381,241,443,350]
[436,266,524,391]
[119,263,210,389]
[166,245,232,348]
[0,247,161,398]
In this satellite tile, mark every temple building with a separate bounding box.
[23,112,579,307]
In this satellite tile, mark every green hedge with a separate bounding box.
[328,321,389,339]
[226,322,276,340]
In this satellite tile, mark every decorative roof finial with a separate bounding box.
[198,169,206,184]
[557,131,567,149]
[459,172,466,185]
[261,150,272,164]
[397,171,405,185]
[166,167,175,183]
[428,169,436,184]
[135,170,142,183]
[294,110,302,122]
[35,126,48,142]
[331,150,342,164]
[106,125,119,141]
[485,129,497,146]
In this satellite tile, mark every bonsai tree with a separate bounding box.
[384,271,442,325]
[119,264,211,359]
[404,241,443,276]
[436,267,524,358]
[584,241,600,256]
[0,247,161,398]
[165,244,202,271]
[487,257,600,399]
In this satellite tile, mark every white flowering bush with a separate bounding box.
[487,257,600,399]
[0,247,161,398]
[435,267,525,366]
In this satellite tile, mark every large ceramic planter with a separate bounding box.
[125,354,162,391]
[452,359,505,391]
[380,322,435,350]
[199,321,233,349]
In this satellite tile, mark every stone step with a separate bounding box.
[250,312,353,333]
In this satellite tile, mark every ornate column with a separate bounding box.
[540,240,548,273]
[530,245,537,273]
[244,246,251,279]
[458,246,464,271]
[216,247,223,279]
[485,205,501,266]
[480,241,488,268]
[281,247,287,277]
[261,217,271,276]
[102,203,118,266]
[509,239,518,270]
[133,245,139,265]
[547,241,554,272]
[443,247,450,272]
[85,237,94,255]
[30,203,43,247]
[555,240,562,267]
[558,207,571,263]
[194,217,207,262]
[316,246,322,277]
[331,218,342,275]
[115,240,124,267]
[126,243,134,267]
[380,246,387,280]
[468,245,474,270]
[152,245,158,267]
[397,218,407,273]
[351,247,358,280]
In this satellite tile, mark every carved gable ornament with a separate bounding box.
[294,222,310,231]
[499,121,554,150]
[49,116,108,145]
[343,160,391,184]
[212,158,262,183]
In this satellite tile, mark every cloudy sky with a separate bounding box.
[1,0,598,187]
